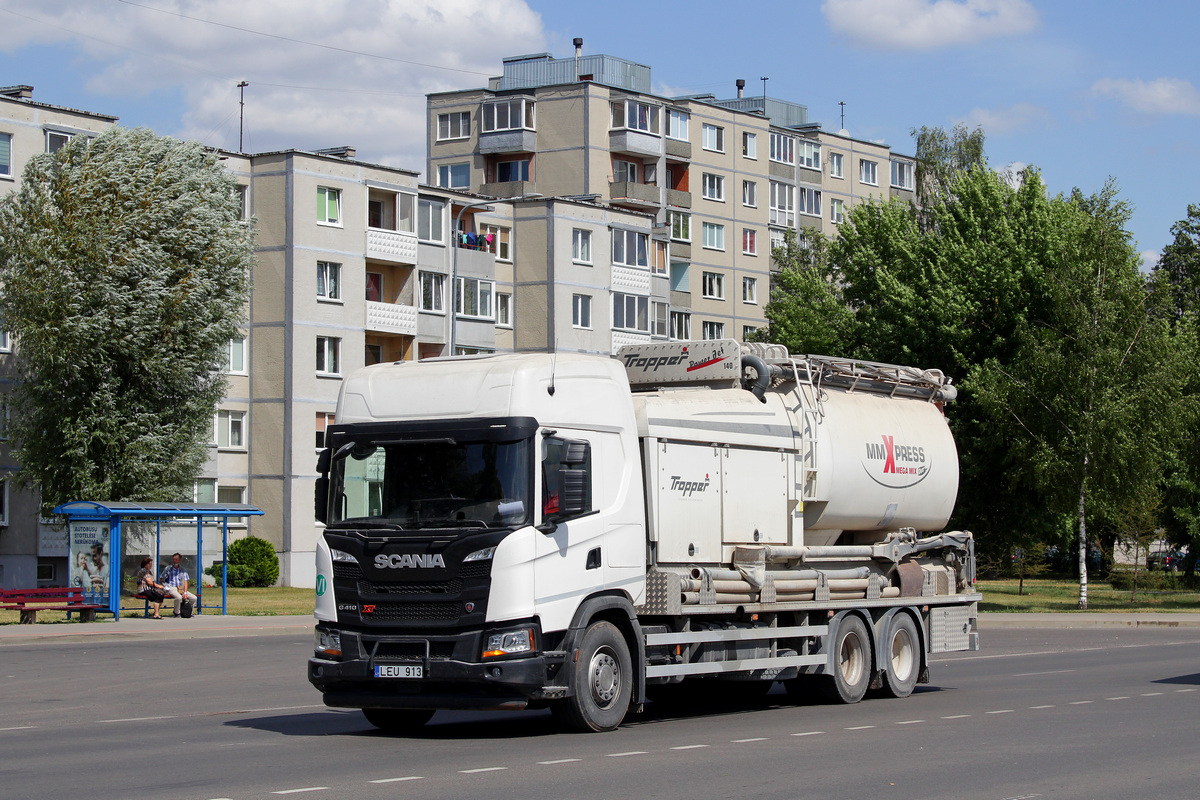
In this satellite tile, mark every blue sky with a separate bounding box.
[2,0,1196,265]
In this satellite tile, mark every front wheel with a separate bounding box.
[362,708,435,733]
[552,621,632,732]
[818,614,872,704]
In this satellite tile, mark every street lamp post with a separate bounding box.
[449,193,542,355]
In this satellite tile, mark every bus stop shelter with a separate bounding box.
[52,501,265,617]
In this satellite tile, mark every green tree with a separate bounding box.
[1154,203,1200,318]
[758,228,856,354]
[0,127,254,510]
[910,123,987,215]
[969,183,1191,608]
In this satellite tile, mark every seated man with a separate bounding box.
[159,552,197,617]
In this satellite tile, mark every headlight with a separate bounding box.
[330,548,357,563]
[464,546,496,563]
[483,627,534,659]
[315,628,342,657]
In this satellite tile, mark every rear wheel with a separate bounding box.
[552,621,632,732]
[362,708,435,733]
[879,613,920,698]
[818,615,872,704]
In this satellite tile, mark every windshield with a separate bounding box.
[330,437,532,530]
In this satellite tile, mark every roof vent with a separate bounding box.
[0,85,34,99]
[315,145,356,159]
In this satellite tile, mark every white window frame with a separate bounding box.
[702,123,724,153]
[770,132,795,165]
[612,228,650,268]
[669,311,691,341]
[0,330,9,353]
[572,229,593,264]
[612,99,660,135]
[482,98,535,133]
[418,198,445,243]
[0,131,11,177]
[455,277,495,320]
[316,411,335,450]
[419,272,445,313]
[743,229,757,256]
[496,158,530,183]
[316,336,341,376]
[829,152,844,179]
[799,141,821,170]
[316,260,342,302]
[742,180,757,208]
[666,108,689,141]
[770,181,795,227]
[702,222,725,252]
[496,292,512,328]
[437,162,471,189]
[224,336,247,374]
[437,111,471,141]
[612,292,651,333]
[45,130,72,153]
[613,158,639,183]
[479,224,511,261]
[798,187,822,218]
[215,409,246,450]
[831,198,845,224]
[742,276,758,304]
[860,159,879,186]
[891,160,915,190]
[702,271,725,300]
[742,325,758,341]
[701,172,725,202]
[742,131,757,160]
[572,294,592,329]
[317,186,341,226]
[668,211,690,243]
[701,320,725,340]
[652,301,669,338]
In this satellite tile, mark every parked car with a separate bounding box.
[1147,549,1185,571]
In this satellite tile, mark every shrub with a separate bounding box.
[205,563,254,587]
[227,536,280,587]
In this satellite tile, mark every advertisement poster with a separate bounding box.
[69,521,111,605]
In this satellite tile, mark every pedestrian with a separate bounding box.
[136,556,167,619]
[160,552,197,617]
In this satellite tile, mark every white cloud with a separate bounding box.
[961,103,1053,136]
[2,0,546,174]
[822,0,1037,51]
[1090,77,1200,116]
[1140,250,1161,272]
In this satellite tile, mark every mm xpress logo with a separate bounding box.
[374,553,446,569]
[862,435,930,488]
[670,474,711,497]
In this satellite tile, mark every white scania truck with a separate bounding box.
[308,340,980,732]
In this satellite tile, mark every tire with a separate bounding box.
[818,614,872,704]
[552,621,632,732]
[879,613,920,699]
[362,707,435,733]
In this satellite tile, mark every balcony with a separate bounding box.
[666,188,691,209]
[478,129,537,154]
[366,301,418,336]
[609,129,662,158]
[480,180,533,199]
[609,181,660,209]
[665,138,691,160]
[366,228,418,265]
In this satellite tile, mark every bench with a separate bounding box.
[0,587,104,624]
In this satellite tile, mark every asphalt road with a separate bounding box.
[2,624,1199,800]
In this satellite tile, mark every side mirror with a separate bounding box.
[314,477,330,524]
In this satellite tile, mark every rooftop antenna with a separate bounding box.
[548,339,559,396]
[839,101,846,131]
[237,81,249,152]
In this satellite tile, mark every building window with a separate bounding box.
[613,158,639,183]
[482,98,535,132]
[769,132,795,164]
[702,321,725,340]
[437,162,470,189]
[0,329,9,352]
[46,130,72,153]
[651,240,668,276]
[743,276,758,304]
[798,187,822,217]
[701,222,725,251]
[496,158,530,182]
[891,160,915,190]
[369,190,415,232]
[317,186,341,225]
[317,261,341,301]
[224,336,246,374]
[217,485,245,505]
[572,294,592,329]
[316,412,335,449]
[418,198,444,242]
[831,198,845,224]
[0,132,11,176]
[612,292,650,332]
[743,326,758,341]
[611,99,660,134]
[799,141,821,170]
[668,211,690,243]
[769,181,795,227]
[365,343,383,365]
[420,272,445,312]
[613,229,649,267]
[829,152,844,179]
[480,224,511,261]
[860,159,879,186]
[195,478,216,503]
[316,336,341,375]
[215,410,246,449]
[652,301,669,338]
[702,123,724,153]
[573,229,592,263]
[667,109,689,141]
[365,272,383,303]
[670,311,691,340]
[743,229,757,256]
[701,173,725,201]
[496,293,512,327]
[742,180,757,208]
[437,111,471,141]
[742,131,757,159]
[235,185,249,219]
[702,271,725,300]
[456,277,494,319]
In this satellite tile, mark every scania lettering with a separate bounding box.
[309,339,980,733]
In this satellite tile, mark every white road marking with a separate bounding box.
[986,710,1014,714]
[607,751,647,757]
[1013,669,1075,677]
[1141,692,1164,696]
[459,767,508,774]
[791,731,824,737]
[895,719,925,724]
[369,777,423,783]
[99,715,179,723]
[0,726,36,732]
[1175,688,1197,693]
[732,737,768,743]
[537,759,582,764]
[1106,696,1130,700]
[671,744,710,750]
[1068,701,1093,705]
[270,789,328,795]
[845,725,876,730]
[1029,705,1056,709]
[941,715,971,719]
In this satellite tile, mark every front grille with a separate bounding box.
[333,562,363,580]
[460,561,492,579]
[371,640,458,659]
[358,578,463,595]
[368,602,461,623]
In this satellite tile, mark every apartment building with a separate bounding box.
[0,85,117,589]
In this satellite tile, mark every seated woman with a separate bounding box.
[135,556,167,619]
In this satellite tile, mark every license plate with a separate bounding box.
[374,664,422,679]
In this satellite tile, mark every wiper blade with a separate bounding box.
[405,518,488,530]
[329,519,406,530]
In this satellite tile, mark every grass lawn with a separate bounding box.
[1,586,315,625]
[978,577,1200,613]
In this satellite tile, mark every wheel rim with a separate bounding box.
[589,645,621,709]
[890,627,915,682]
[839,631,864,684]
